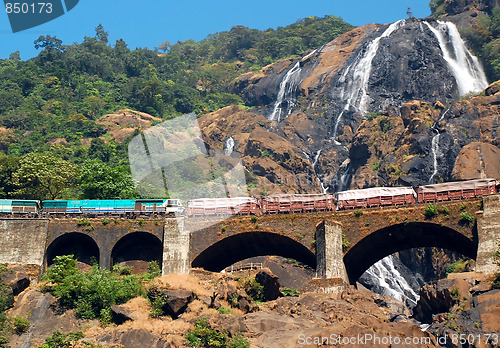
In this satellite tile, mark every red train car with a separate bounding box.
[186,197,260,216]
[336,187,417,210]
[417,178,498,203]
[261,194,336,214]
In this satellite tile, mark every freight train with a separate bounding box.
[0,178,497,217]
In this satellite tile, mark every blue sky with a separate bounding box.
[0,0,431,60]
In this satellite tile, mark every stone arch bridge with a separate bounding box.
[0,195,498,285]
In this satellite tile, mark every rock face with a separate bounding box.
[255,270,281,301]
[207,18,497,194]
[147,289,194,318]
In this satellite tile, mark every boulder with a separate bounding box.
[158,289,194,318]
[4,265,30,296]
[110,305,134,325]
[255,270,281,301]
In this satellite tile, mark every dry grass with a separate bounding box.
[156,274,211,296]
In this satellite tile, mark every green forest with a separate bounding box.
[0,16,354,200]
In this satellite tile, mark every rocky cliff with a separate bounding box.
[203,13,499,194]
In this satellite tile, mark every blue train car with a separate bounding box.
[41,199,183,215]
[0,199,40,214]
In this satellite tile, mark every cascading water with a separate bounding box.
[424,21,488,96]
[428,109,449,183]
[223,136,235,157]
[332,20,406,143]
[269,49,317,122]
[360,254,423,308]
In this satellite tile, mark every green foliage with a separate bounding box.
[112,264,132,276]
[342,234,350,249]
[44,255,145,322]
[446,259,470,275]
[145,261,162,280]
[37,330,84,348]
[353,210,363,217]
[438,205,450,214]
[459,211,475,224]
[185,318,228,348]
[228,334,250,348]
[12,316,29,334]
[459,203,467,211]
[450,288,460,302]
[425,203,438,218]
[43,255,78,283]
[12,152,79,200]
[238,276,264,302]
[280,287,299,297]
[461,8,500,81]
[217,306,232,314]
[251,216,258,223]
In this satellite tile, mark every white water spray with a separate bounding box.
[424,21,488,96]
[332,20,406,143]
[269,49,317,122]
[223,136,235,157]
[364,254,421,306]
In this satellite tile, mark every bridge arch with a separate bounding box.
[191,231,316,272]
[46,232,100,266]
[343,222,477,284]
[111,232,163,268]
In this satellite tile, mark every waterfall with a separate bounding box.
[424,21,488,96]
[223,136,235,156]
[332,20,406,143]
[360,254,422,308]
[428,131,441,184]
[269,49,317,122]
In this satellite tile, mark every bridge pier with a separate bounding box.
[315,220,349,285]
[476,194,500,274]
[162,217,190,275]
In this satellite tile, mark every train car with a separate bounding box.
[0,199,40,214]
[159,199,185,214]
[336,187,417,210]
[41,199,181,215]
[417,178,498,203]
[261,194,336,214]
[187,197,259,216]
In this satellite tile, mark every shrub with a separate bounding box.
[37,330,84,348]
[459,203,467,211]
[184,317,228,348]
[44,256,145,323]
[217,306,232,314]
[353,210,363,217]
[43,255,78,283]
[238,276,264,302]
[438,205,449,214]
[459,211,475,223]
[101,218,111,225]
[342,234,350,249]
[12,316,29,334]
[280,288,299,297]
[112,264,131,275]
[76,218,91,226]
[425,203,438,218]
[450,288,460,302]
[251,216,258,223]
[228,334,249,348]
[446,259,469,274]
[145,261,161,279]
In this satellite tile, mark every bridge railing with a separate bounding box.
[222,262,263,274]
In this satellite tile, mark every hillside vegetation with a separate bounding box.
[0,16,354,200]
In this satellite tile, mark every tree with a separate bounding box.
[34,35,64,52]
[158,41,171,52]
[95,24,109,44]
[12,152,79,200]
[78,159,137,199]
